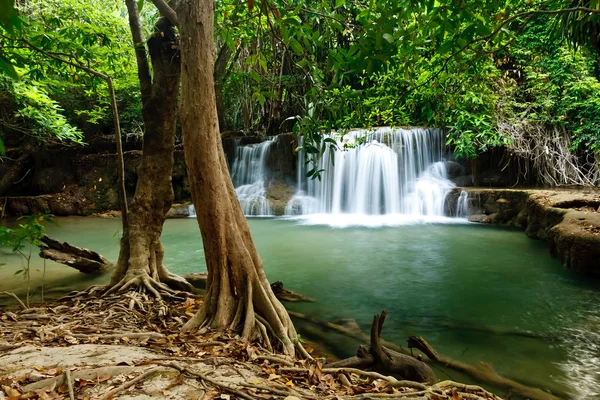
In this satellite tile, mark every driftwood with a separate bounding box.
[327,311,436,385]
[185,273,314,303]
[292,311,564,400]
[408,336,561,400]
[38,235,113,274]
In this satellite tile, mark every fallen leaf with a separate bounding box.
[285,380,295,388]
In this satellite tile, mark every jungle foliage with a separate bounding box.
[0,0,599,163]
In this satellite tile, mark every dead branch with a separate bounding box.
[39,235,112,274]
[324,312,436,384]
[408,336,561,400]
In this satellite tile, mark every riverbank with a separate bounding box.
[446,187,600,273]
[0,293,503,400]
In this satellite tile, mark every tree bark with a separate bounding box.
[177,0,306,357]
[106,1,192,297]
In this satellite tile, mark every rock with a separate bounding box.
[266,180,296,216]
[453,174,473,187]
[166,203,192,218]
[444,161,465,179]
[468,214,487,223]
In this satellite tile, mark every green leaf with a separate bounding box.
[0,138,4,156]
[288,39,304,56]
[382,33,393,43]
[0,54,19,80]
[137,0,144,11]
[335,0,345,8]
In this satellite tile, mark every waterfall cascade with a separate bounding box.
[231,139,274,216]
[188,138,275,217]
[455,190,470,218]
[285,127,467,223]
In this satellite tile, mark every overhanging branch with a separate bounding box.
[151,0,178,26]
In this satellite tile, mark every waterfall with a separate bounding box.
[189,138,275,217]
[286,127,464,224]
[456,190,469,218]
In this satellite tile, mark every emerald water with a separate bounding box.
[1,216,599,398]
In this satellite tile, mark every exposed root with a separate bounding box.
[1,296,504,400]
[157,362,256,400]
[65,369,75,400]
[499,119,600,187]
[0,291,28,310]
[99,367,168,400]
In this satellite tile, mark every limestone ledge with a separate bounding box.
[447,187,600,274]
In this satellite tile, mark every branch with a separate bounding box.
[126,0,152,104]
[151,0,178,26]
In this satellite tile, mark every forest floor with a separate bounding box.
[0,293,502,400]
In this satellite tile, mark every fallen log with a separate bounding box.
[185,273,314,303]
[408,336,561,400]
[327,311,437,385]
[291,311,565,400]
[39,235,113,274]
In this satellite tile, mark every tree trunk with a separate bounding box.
[106,1,192,297]
[177,0,306,357]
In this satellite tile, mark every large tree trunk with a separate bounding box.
[106,1,192,297]
[177,0,305,357]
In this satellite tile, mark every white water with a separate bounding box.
[189,138,275,217]
[456,190,469,218]
[231,139,274,216]
[285,127,466,224]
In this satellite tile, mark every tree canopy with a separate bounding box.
[1,0,599,166]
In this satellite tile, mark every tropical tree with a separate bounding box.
[104,1,192,297]
[161,0,308,356]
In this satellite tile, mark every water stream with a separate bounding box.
[189,138,275,217]
[286,128,456,219]
[1,217,599,398]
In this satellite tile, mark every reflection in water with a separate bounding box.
[1,217,599,398]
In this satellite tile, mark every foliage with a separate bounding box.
[0,213,53,305]
[0,0,142,151]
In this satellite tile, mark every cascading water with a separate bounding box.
[455,190,470,218]
[189,138,275,217]
[231,139,274,216]
[285,127,466,225]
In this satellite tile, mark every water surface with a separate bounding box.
[1,216,598,398]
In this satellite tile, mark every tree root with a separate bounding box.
[0,291,28,310]
[156,362,256,400]
[293,310,563,400]
[69,332,165,341]
[407,336,561,400]
[326,312,435,384]
[65,369,75,400]
[99,367,168,400]
[105,273,183,300]
[21,366,139,392]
